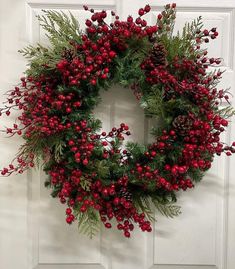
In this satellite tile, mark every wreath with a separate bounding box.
[1,3,235,238]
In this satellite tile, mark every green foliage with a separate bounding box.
[80,176,92,191]
[50,184,62,198]
[93,160,110,179]
[133,195,155,222]
[19,132,60,168]
[179,17,203,55]
[113,44,148,87]
[187,168,204,182]
[140,85,165,117]
[19,10,81,77]
[89,149,126,185]
[54,140,66,162]
[126,142,147,159]
[160,16,204,63]
[152,197,181,218]
[133,193,181,220]
[217,106,235,119]
[37,10,81,45]
[76,208,100,238]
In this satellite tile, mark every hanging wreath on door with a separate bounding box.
[0,3,234,238]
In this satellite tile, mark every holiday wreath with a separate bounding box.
[0,3,235,238]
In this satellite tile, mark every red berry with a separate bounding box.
[85,19,92,27]
[127,16,133,23]
[105,222,112,229]
[75,152,81,158]
[102,141,108,146]
[137,166,143,173]
[73,101,81,107]
[113,197,120,205]
[66,208,72,215]
[66,107,72,113]
[66,216,73,224]
[109,51,116,58]
[90,79,96,85]
[80,206,87,212]
[124,231,130,238]
[102,188,109,196]
[117,223,123,230]
[124,125,129,130]
[82,159,88,165]
[144,5,151,12]
[138,8,145,16]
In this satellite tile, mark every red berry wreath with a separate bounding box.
[0,3,234,238]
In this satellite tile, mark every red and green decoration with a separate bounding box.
[1,3,235,238]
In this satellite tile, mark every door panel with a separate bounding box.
[0,1,235,269]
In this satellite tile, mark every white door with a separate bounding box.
[1,0,235,269]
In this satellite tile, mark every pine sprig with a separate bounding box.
[37,10,81,45]
[218,106,235,119]
[179,16,204,57]
[133,195,155,222]
[80,176,92,191]
[160,16,204,62]
[133,194,181,220]
[54,140,66,162]
[77,208,100,238]
[19,10,81,77]
[152,197,181,218]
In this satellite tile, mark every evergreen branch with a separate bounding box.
[187,167,204,182]
[217,106,235,119]
[54,140,66,162]
[80,176,91,191]
[133,195,155,222]
[37,10,81,44]
[95,160,110,178]
[152,197,181,218]
[77,208,100,238]
[19,10,82,77]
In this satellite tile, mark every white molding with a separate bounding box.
[150,265,216,269]
[26,1,116,10]
[35,264,104,269]
[138,0,235,8]
[26,0,115,5]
